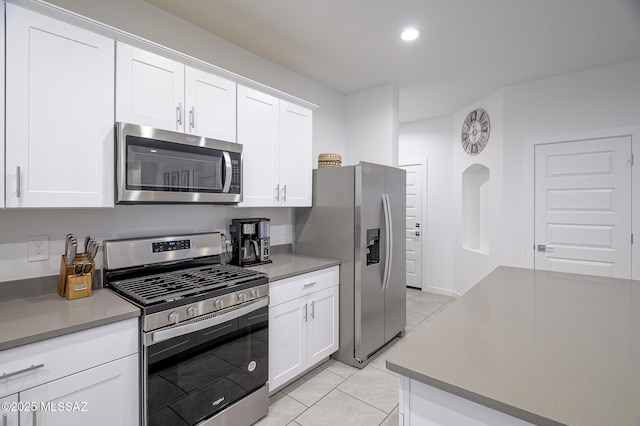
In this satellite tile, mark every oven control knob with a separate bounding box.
[187,306,197,317]
[214,299,224,309]
[168,311,179,324]
[238,293,247,303]
[251,289,260,298]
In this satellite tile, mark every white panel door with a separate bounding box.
[400,164,424,288]
[237,86,280,207]
[5,4,114,208]
[279,100,313,206]
[534,137,632,278]
[184,67,236,142]
[116,43,185,132]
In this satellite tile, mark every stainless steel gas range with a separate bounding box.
[103,232,269,426]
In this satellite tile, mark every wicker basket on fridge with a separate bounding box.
[317,153,342,168]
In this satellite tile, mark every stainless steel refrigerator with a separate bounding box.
[295,162,406,368]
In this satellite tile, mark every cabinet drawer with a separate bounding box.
[270,266,338,307]
[0,318,138,397]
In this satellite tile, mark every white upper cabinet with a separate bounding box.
[116,43,237,142]
[5,4,115,208]
[237,86,280,206]
[184,67,237,142]
[279,100,313,207]
[116,44,185,133]
[237,86,313,207]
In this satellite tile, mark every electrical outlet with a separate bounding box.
[27,235,50,262]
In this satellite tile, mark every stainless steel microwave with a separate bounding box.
[116,122,242,204]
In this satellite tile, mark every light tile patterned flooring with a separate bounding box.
[255,288,456,426]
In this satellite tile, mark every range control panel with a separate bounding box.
[152,239,191,253]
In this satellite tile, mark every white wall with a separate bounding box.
[399,116,453,295]
[451,91,504,295]
[0,207,294,282]
[345,84,399,166]
[503,59,640,272]
[0,0,346,283]
[400,59,640,294]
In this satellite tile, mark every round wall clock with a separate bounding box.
[461,108,490,155]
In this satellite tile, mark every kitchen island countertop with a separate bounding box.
[247,253,340,281]
[386,266,640,425]
[0,289,140,351]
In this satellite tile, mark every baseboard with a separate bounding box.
[423,285,461,298]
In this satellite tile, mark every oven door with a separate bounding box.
[116,122,242,204]
[143,299,268,426]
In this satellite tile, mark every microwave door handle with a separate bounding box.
[222,152,232,193]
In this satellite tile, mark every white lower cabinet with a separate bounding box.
[19,355,138,426]
[269,266,339,393]
[0,318,139,426]
[0,394,19,426]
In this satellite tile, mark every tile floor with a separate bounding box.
[255,288,456,426]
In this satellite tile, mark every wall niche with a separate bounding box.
[462,164,490,254]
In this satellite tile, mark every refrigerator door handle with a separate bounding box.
[382,194,393,290]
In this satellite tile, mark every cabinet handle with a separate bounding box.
[189,107,195,130]
[310,301,315,319]
[303,304,307,322]
[176,102,183,126]
[16,167,21,198]
[275,184,280,202]
[1,363,44,380]
[303,282,317,288]
[282,184,287,202]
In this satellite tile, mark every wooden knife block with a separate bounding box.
[58,255,94,300]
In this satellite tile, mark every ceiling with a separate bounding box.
[145,0,640,123]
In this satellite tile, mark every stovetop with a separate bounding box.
[109,263,266,306]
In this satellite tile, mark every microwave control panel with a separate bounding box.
[229,152,241,194]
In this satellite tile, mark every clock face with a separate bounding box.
[461,108,490,155]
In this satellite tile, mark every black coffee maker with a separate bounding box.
[229,218,272,266]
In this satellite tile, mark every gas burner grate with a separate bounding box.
[111,264,265,305]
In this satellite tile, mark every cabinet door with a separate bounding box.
[307,286,339,367]
[116,43,185,133]
[185,67,236,142]
[268,297,306,392]
[20,354,138,426]
[280,101,313,207]
[5,5,114,208]
[0,5,5,208]
[0,394,19,426]
[237,86,280,207]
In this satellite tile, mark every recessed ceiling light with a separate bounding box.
[401,27,422,41]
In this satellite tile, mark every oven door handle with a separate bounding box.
[146,297,268,346]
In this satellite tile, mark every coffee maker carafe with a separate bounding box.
[230,218,272,266]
